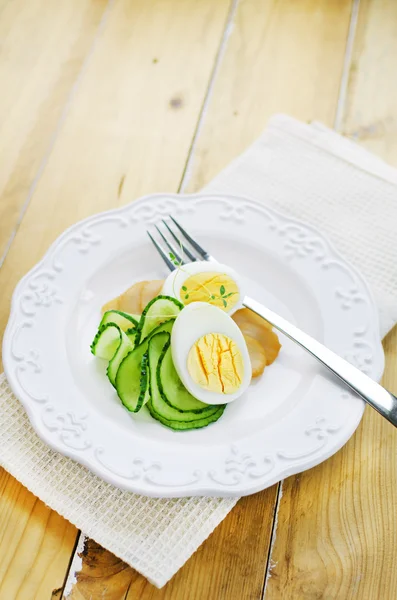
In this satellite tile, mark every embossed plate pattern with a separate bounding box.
[2,194,384,497]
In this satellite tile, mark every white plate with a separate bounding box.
[3,194,384,497]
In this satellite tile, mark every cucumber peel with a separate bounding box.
[147,332,225,430]
[107,329,134,386]
[115,319,174,412]
[158,344,214,414]
[135,295,183,345]
[99,309,139,331]
[91,293,227,430]
[91,323,122,360]
[90,322,134,386]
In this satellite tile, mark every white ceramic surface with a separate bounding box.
[2,194,384,497]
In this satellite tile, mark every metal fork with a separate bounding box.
[148,217,397,428]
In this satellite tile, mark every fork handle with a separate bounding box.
[243,296,397,428]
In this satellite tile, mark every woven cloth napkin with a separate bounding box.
[1,115,397,589]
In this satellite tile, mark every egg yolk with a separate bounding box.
[187,333,244,394]
[180,272,239,311]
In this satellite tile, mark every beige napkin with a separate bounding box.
[1,115,397,589]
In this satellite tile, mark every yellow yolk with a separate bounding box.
[180,272,239,311]
[187,333,244,394]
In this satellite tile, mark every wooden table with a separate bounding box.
[0,1,396,598]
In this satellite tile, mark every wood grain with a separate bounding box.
[0,469,77,599]
[184,0,354,192]
[0,0,232,340]
[1,0,393,598]
[265,1,397,598]
[0,0,109,261]
[64,0,354,597]
[265,337,397,600]
[0,0,232,597]
[0,2,106,596]
[342,0,397,166]
[67,492,276,600]
[0,0,232,356]
[180,2,353,595]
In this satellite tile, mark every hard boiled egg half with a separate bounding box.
[162,261,243,315]
[171,303,252,405]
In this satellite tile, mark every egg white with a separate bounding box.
[171,302,252,405]
[161,261,243,315]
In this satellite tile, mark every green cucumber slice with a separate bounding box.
[115,319,174,412]
[91,323,121,359]
[136,295,183,345]
[149,406,225,431]
[140,352,151,408]
[125,327,137,345]
[159,345,213,414]
[91,322,134,385]
[107,329,134,386]
[147,333,225,430]
[99,310,139,331]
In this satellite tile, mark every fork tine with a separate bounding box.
[154,225,185,265]
[147,231,176,271]
[162,220,197,262]
[169,216,210,260]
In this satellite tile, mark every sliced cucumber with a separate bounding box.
[159,345,213,414]
[91,323,121,359]
[93,296,226,430]
[136,296,183,345]
[140,351,151,408]
[125,327,137,345]
[115,343,149,412]
[147,333,225,430]
[115,319,174,412]
[149,405,225,431]
[99,310,139,331]
[107,329,134,386]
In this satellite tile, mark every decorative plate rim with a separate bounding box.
[2,192,385,497]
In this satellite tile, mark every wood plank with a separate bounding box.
[0,2,107,596]
[0,0,10,17]
[64,0,354,597]
[265,337,397,600]
[66,492,275,599]
[342,0,397,166]
[0,0,233,336]
[0,0,232,302]
[184,0,354,192]
[265,1,397,598]
[0,0,232,597]
[0,0,109,261]
[0,468,77,599]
